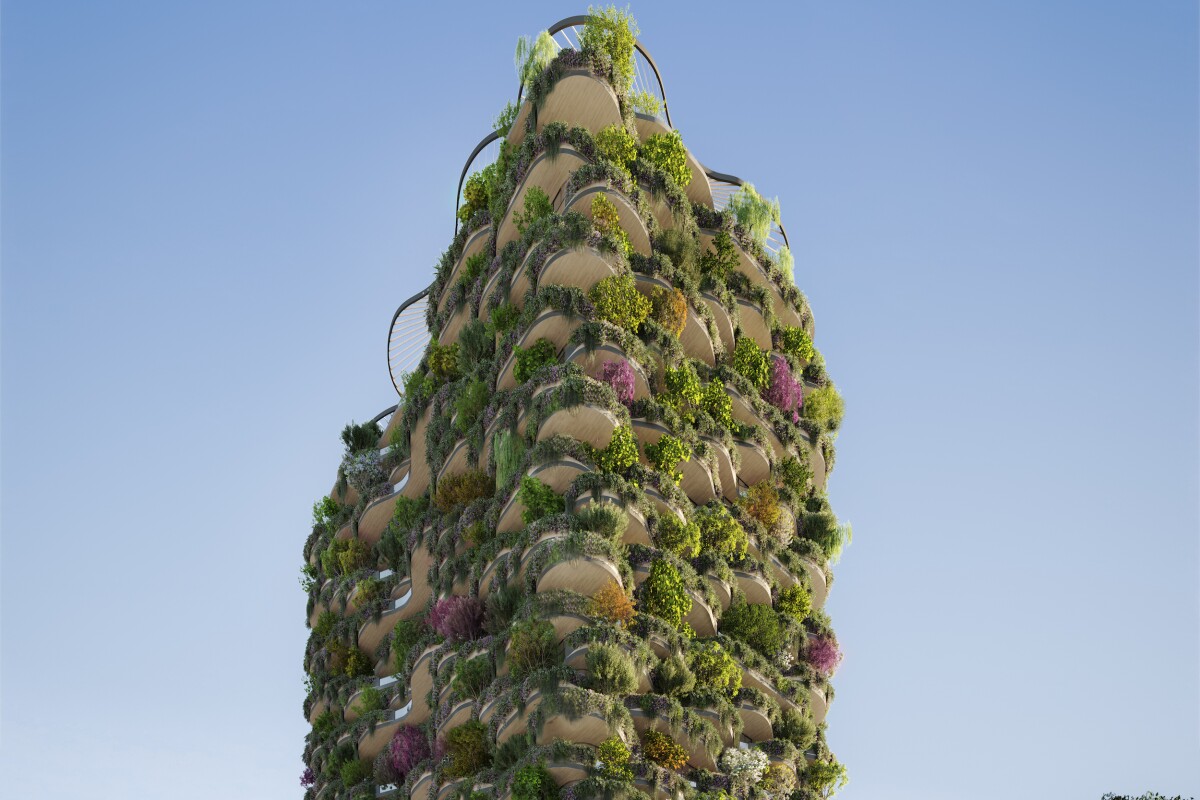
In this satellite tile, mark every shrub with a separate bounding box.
[764,356,803,423]
[392,495,428,532]
[507,619,559,679]
[577,502,629,541]
[353,685,384,715]
[801,384,844,432]
[484,582,524,636]
[428,596,484,643]
[512,762,560,800]
[776,585,812,622]
[389,726,430,778]
[761,763,796,799]
[741,482,781,528]
[590,193,632,256]
[391,617,425,670]
[589,273,650,331]
[597,737,633,780]
[599,359,635,406]
[494,431,526,489]
[342,421,382,453]
[491,302,521,335]
[312,709,339,737]
[799,511,851,563]
[721,747,769,794]
[727,183,780,245]
[515,186,554,235]
[428,341,460,383]
[645,434,690,485]
[520,475,564,524]
[461,318,492,364]
[340,758,372,787]
[732,337,770,391]
[656,228,700,278]
[300,767,315,788]
[805,635,842,676]
[803,759,849,799]
[355,576,384,605]
[313,610,338,639]
[321,539,372,577]
[654,514,700,558]
[775,707,816,750]
[720,601,784,656]
[775,326,815,362]
[462,251,489,285]
[689,641,741,695]
[344,647,373,678]
[628,89,662,115]
[695,504,748,562]
[652,653,695,696]
[700,380,734,428]
[589,579,636,627]
[513,337,559,384]
[580,4,639,89]
[698,230,738,281]
[663,362,702,422]
[595,425,638,473]
[434,469,494,512]
[586,642,638,695]
[777,455,812,497]
[452,656,493,698]
[650,286,688,337]
[459,171,489,223]
[641,559,691,629]
[441,721,491,778]
[455,379,489,432]
[640,130,691,188]
[641,729,688,769]
[515,30,558,90]
[595,124,638,170]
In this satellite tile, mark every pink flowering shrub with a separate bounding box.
[599,360,636,407]
[764,356,803,423]
[806,635,843,676]
[427,596,484,642]
[388,725,430,778]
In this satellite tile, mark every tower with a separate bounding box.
[302,11,850,800]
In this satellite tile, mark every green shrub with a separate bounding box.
[442,721,492,778]
[392,617,426,670]
[700,380,734,428]
[434,469,495,513]
[458,171,489,223]
[355,576,384,606]
[696,504,748,561]
[341,421,382,453]
[514,186,554,235]
[740,481,781,528]
[576,502,629,541]
[311,709,338,737]
[344,647,373,678]
[650,286,688,337]
[597,736,633,780]
[452,656,493,698]
[462,251,489,284]
[312,495,341,529]
[720,601,784,656]
[340,758,372,787]
[652,653,695,696]
[321,538,372,577]
[645,434,690,485]
[513,337,559,384]
[777,455,812,497]
[491,302,521,335]
[313,610,338,639]
[589,273,650,332]
[656,228,699,279]
[762,762,797,798]
[662,362,702,422]
[642,559,691,629]
[484,582,525,636]
[732,336,770,391]
[654,514,700,558]
[803,759,849,800]
[641,729,688,769]
[511,762,560,800]
[799,511,851,563]
[586,642,638,695]
[494,430,526,489]
[595,124,638,170]
[590,194,632,256]
[776,326,815,362]
[455,379,489,433]
[515,30,558,90]
[727,183,780,245]
[507,619,559,679]
[777,585,812,622]
[628,89,662,116]
[580,4,639,90]
[353,685,384,715]
[595,425,638,474]
[688,641,741,695]
[427,341,460,383]
[802,384,844,432]
[775,707,817,750]
[640,130,691,188]
[519,475,564,523]
[699,230,739,281]
[460,318,493,364]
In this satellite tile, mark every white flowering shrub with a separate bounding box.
[719,747,768,794]
[342,450,388,499]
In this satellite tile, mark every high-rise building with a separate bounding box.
[302,12,849,800]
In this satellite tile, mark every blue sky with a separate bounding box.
[2,2,1196,798]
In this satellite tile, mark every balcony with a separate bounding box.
[564,641,652,692]
[699,291,735,352]
[632,112,713,208]
[633,274,715,366]
[698,229,801,330]
[736,298,772,351]
[563,341,652,401]
[496,309,581,390]
[572,491,650,546]
[702,436,738,502]
[437,223,491,314]
[564,182,651,256]
[628,708,717,771]
[357,578,420,655]
[496,457,591,533]
[508,69,623,149]
[355,700,415,760]
[496,147,589,250]
[732,570,772,606]
[536,403,622,451]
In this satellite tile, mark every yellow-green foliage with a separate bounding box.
[802,384,845,432]
[655,513,701,558]
[732,336,770,391]
[595,124,638,171]
[696,504,748,561]
[595,425,639,473]
[640,130,692,188]
[597,737,633,779]
[428,341,461,382]
[688,640,741,695]
[645,434,690,485]
[590,194,632,257]
[434,469,494,512]
[581,5,639,90]
[650,285,688,337]
[777,584,812,622]
[642,559,691,629]
[641,729,688,769]
[740,481,781,528]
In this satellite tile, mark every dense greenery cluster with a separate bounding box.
[300,8,850,800]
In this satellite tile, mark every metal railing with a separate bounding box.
[386,288,430,397]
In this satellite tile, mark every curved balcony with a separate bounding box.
[565,642,652,693]
[438,697,476,737]
[438,303,472,347]
[536,403,622,451]
[436,438,474,485]
[699,291,735,352]
[438,223,491,314]
[357,579,420,655]
[632,564,716,637]
[346,668,409,723]
[733,438,771,488]
[496,456,591,533]
[307,696,328,725]
[632,112,713,208]
[508,69,623,149]
[355,699,415,759]
[703,437,738,502]
[496,309,580,390]
[404,406,433,499]
[809,685,829,725]
[726,388,787,457]
[736,701,773,743]
[538,554,623,597]
[643,486,685,527]
[705,574,733,611]
[404,644,439,724]
[495,689,546,744]
[628,709,717,771]
[409,771,433,800]
[497,147,589,250]
[537,245,622,296]
[564,182,652,256]
[634,274,716,366]
[736,299,772,350]
[388,456,410,487]
[678,455,717,505]
[564,342,652,401]
[698,228,799,330]
[733,570,772,606]
[631,417,669,454]
[740,666,799,715]
[801,558,829,610]
[572,491,650,546]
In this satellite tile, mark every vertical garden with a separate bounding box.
[301,9,850,800]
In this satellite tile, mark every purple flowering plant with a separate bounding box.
[599,359,635,407]
[763,355,804,423]
[427,596,484,643]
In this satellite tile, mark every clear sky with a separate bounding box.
[2,2,1196,798]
